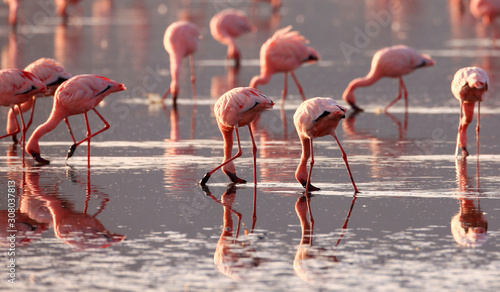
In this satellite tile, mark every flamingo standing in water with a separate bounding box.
[451,67,489,157]
[1,69,47,158]
[7,58,72,144]
[55,0,83,23]
[470,0,500,25]
[210,9,254,68]
[342,45,434,112]
[161,21,200,104]
[249,26,319,102]
[293,97,358,193]
[4,0,20,27]
[26,74,126,165]
[199,87,274,185]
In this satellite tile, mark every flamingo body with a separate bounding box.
[163,21,200,103]
[342,45,434,112]
[210,9,253,67]
[451,67,489,157]
[250,26,319,101]
[293,97,358,193]
[200,87,274,185]
[0,69,46,107]
[470,0,500,24]
[26,74,126,164]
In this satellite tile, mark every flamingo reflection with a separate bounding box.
[202,184,261,279]
[294,194,358,282]
[451,158,488,247]
[24,169,125,249]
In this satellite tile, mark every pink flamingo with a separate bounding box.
[451,67,489,157]
[199,87,274,185]
[1,69,47,157]
[7,58,72,144]
[342,45,434,112]
[470,0,500,25]
[4,0,20,27]
[162,21,200,104]
[55,0,82,23]
[210,9,254,68]
[26,74,126,165]
[249,26,319,102]
[293,97,358,193]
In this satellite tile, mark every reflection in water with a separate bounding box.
[22,168,125,250]
[293,194,358,282]
[1,32,22,69]
[54,23,83,68]
[210,66,239,99]
[203,185,261,280]
[451,158,488,247]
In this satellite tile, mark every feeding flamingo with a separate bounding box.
[1,69,47,158]
[56,0,83,23]
[7,58,72,144]
[293,97,358,193]
[161,21,200,104]
[4,0,20,27]
[451,66,489,157]
[210,9,254,68]
[249,26,319,102]
[26,74,126,165]
[470,0,500,25]
[342,45,434,112]
[199,87,274,186]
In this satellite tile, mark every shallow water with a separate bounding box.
[1,0,500,291]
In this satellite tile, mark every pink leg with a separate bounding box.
[476,101,480,156]
[17,104,27,162]
[189,54,197,101]
[290,71,306,101]
[1,106,20,140]
[305,138,315,194]
[66,109,110,160]
[384,77,405,112]
[334,136,359,193]
[199,127,244,185]
[64,118,77,144]
[84,112,91,168]
[248,124,258,228]
[25,97,36,134]
[282,73,288,103]
[161,87,171,100]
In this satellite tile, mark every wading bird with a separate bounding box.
[4,0,20,27]
[7,58,72,144]
[210,9,254,68]
[199,87,274,185]
[161,21,200,104]
[451,66,489,157]
[249,26,319,102]
[26,74,126,165]
[342,45,434,112]
[293,97,358,193]
[1,69,47,158]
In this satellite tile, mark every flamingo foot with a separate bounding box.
[32,152,50,165]
[199,172,211,186]
[226,172,246,184]
[66,143,77,159]
[348,102,364,112]
[301,180,321,192]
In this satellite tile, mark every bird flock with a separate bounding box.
[0,2,493,194]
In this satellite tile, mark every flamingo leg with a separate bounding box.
[189,54,197,101]
[476,101,480,156]
[456,100,470,157]
[282,72,288,103]
[161,88,171,100]
[199,127,245,185]
[248,124,258,228]
[64,118,77,144]
[25,96,36,134]
[290,71,306,101]
[334,136,359,193]
[17,104,27,161]
[0,106,20,140]
[305,138,315,194]
[84,112,91,168]
[66,109,110,160]
[384,77,405,112]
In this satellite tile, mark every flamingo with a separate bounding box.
[199,87,274,185]
[210,9,254,68]
[342,45,434,112]
[7,58,72,144]
[470,0,500,25]
[55,0,82,23]
[161,21,200,104]
[249,26,319,102]
[293,97,358,193]
[1,69,47,158]
[4,0,20,27]
[26,74,126,165]
[451,67,489,157]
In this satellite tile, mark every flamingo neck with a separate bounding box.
[295,136,311,185]
[347,74,379,92]
[250,73,272,88]
[26,114,63,156]
[220,125,236,174]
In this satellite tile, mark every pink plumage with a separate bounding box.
[293,97,358,193]
[250,26,319,102]
[162,21,200,103]
[3,0,20,26]
[451,67,489,157]
[342,45,434,112]
[470,0,500,25]
[26,74,126,165]
[210,9,254,67]
[200,87,274,185]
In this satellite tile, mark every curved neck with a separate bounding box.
[295,136,310,184]
[250,72,272,88]
[347,73,379,93]
[26,114,63,155]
